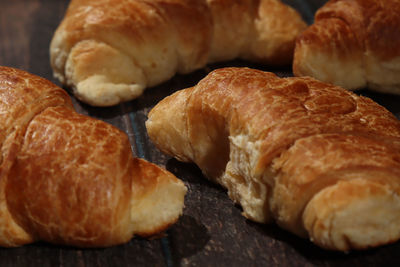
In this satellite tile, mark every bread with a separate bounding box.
[146,67,400,251]
[50,0,307,106]
[0,66,186,247]
[293,0,400,94]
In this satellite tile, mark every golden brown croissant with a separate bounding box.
[146,67,400,251]
[293,0,400,93]
[50,0,307,106]
[0,66,186,247]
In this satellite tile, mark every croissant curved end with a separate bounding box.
[54,38,148,106]
[74,76,145,106]
[129,159,187,236]
[304,179,400,251]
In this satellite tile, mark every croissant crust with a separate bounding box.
[0,66,186,247]
[146,67,400,251]
[50,0,306,106]
[293,0,400,93]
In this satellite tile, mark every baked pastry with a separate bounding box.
[146,67,400,251]
[50,0,307,106]
[293,0,400,93]
[0,66,186,247]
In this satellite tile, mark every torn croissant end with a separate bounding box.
[0,66,186,247]
[146,67,400,251]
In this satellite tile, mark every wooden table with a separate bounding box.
[1,0,400,266]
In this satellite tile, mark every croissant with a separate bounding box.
[146,67,400,251]
[0,66,186,247]
[50,0,307,106]
[293,0,400,94]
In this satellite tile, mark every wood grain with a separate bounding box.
[1,0,400,266]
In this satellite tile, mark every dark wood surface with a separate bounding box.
[1,0,400,266]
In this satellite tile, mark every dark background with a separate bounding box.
[1,0,400,266]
